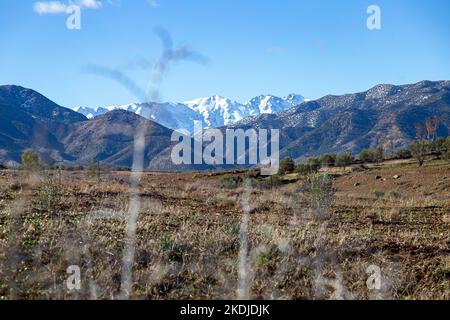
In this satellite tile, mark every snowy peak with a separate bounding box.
[185,95,252,128]
[185,93,306,127]
[284,94,306,106]
[72,93,306,133]
[73,106,103,119]
[73,104,139,119]
[246,95,292,114]
[185,95,234,110]
[184,95,238,116]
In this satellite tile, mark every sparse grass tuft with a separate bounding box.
[36,176,62,213]
[160,235,175,252]
[372,189,403,199]
[220,175,241,189]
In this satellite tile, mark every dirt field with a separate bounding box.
[0,160,449,300]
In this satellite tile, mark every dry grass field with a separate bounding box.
[0,159,449,300]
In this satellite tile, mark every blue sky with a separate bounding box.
[0,0,449,108]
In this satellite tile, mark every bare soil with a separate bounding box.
[0,160,448,300]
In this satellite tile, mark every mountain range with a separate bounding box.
[73,94,306,133]
[232,80,450,160]
[0,80,449,169]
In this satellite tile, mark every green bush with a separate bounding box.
[372,189,402,199]
[395,148,412,159]
[220,175,242,189]
[295,163,318,175]
[442,150,450,160]
[306,157,321,172]
[37,177,62,213]
[335,152,354,169]
[278,157,296,175]
[257,252,272,266]
[441,138,450,160]
[160,236,175,252]
[359,149,375,163]
[374,146,384,163]
[294,157,321,176]
[319,154,336,167]
[359,146,383,163]
[249,174,282,189]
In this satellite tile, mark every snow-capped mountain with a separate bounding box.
[73,106,116,119]
[184,95,258,128]
[73,94,305,133]
[75,103,205,133]
[246,95,291,114]
[284,94,308,106]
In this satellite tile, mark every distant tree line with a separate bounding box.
[15,151,116,178]
[278,136,450,175]
[278,151,356,176]
[5,114,449,176]
[13,135,450,178]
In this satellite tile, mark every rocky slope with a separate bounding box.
[1,81,449,168]
[232,80,450,160]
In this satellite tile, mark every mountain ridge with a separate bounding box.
[72,93,306,133]
[231,80,450,161]
[1,81,449,169]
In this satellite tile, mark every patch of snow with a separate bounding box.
[72,93,307,133]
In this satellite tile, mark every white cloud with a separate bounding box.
[79,0,102,9]
[34,1,68,14]
[33,0,103,14]
[148,0,159,8]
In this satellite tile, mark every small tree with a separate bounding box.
[429,138,447,156]
[395,148,412,159]
[383,140,395,159]
[307,157,321,172]
[278,157,295,175]
[335,152,354,170]
[374,145,384,163]
[319,154,336,167]
[21,150,40,171]
[295,158,320,176]
[410,140,431,167]
[295,164,314,176]
[443,138,450,160]
[359,149,374,163]
[360,147,383,163]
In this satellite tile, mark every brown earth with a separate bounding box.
[0,160,448,300]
